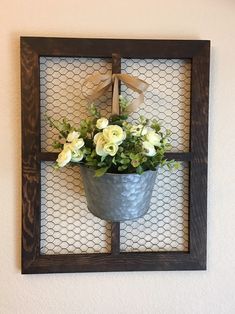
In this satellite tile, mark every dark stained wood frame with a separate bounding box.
[21,37,210,274]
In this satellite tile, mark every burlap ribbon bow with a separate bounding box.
[82,73,149,115]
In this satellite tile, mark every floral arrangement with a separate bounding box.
[48,96,179,176]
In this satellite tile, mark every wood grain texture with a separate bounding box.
[39,152,192,161]
[20,37,209,59]
[111,223,120,256]
[21,37,210,273]
[23,251,203,274]
[111,53,121,255]
[189,41,210,269]
[21,38,41,272]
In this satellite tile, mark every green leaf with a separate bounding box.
[101,155,107,162]
[53,163,60,170]
[95,167,109,177]
[119,95,130,113]
[136,165,144,175]
[120,158,130,165]
[118,165,128,172]
[52,140,63,149]
[174,162,181,170]
[129,153,136,160]
[89,103,101,118]
[120,152,127,159]
[151,119,161,132]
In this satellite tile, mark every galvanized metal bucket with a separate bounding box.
[79,166,157,222]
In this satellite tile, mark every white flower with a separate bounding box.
[64,138,84,153]
[142,141,156,157]
[67,131,80,142]
[103,142,119,156]
[103,125,125,144]
[130,125,148,137]
[72,138,85,151]
[94,132,103,144]
[146,131,161,146]
[71,150,84,162]
[56,148,72,167]
[96,135,108,157]
[96,117,109,129]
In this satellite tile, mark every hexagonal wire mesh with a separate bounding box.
[40,57,112,254]
[120,163,189,252]
[120,58,191,251]
[41,162,111,254]
[40,57,112,152]
[122,58,191,152]
[40,57,191,254]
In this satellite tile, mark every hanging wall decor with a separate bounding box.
[21,37,210,273]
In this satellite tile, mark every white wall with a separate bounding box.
[1,0,235,313]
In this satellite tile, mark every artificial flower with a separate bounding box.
[71,150,84,162]
[56,148,72,167]
[146,130,161,146]
[64,138,84,153]
[94,132,103,144]
[142,141,156,157]
[96,135,108,157]
[103,125,125,144]
[103,142,119,156]
[67,131,80,142]
[130,125,148,137]
[96,117,109,129]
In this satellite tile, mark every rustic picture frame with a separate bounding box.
[21,37,210,273]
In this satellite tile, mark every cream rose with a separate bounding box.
[56,148,72,167]
[142,141,156,157]
[130,125,148,137]
[94,132,103,144]
[103,142,118,156]
[64,138,84,153]
[103,125,125,144]
[96,117,109,129]
[146,131,161,146]
[67,131,80,142]
[95,135,108,157]
[71,150,84,162]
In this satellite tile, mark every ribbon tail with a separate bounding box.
[117,74,149,112]
[126,93,145,113]
[87,83,111,102]
[117,74,149,94]
[82,72,149,115]
[81,73,112,102]
[112,76,120,115]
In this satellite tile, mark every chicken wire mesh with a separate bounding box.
[40,57,113,254]
[40,57,112,152]
[39,56,191,254]
[120,163,189,252]
[40,162,112,254]
[121,58,191,152]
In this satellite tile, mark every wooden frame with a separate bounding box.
[21,37,210,273]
